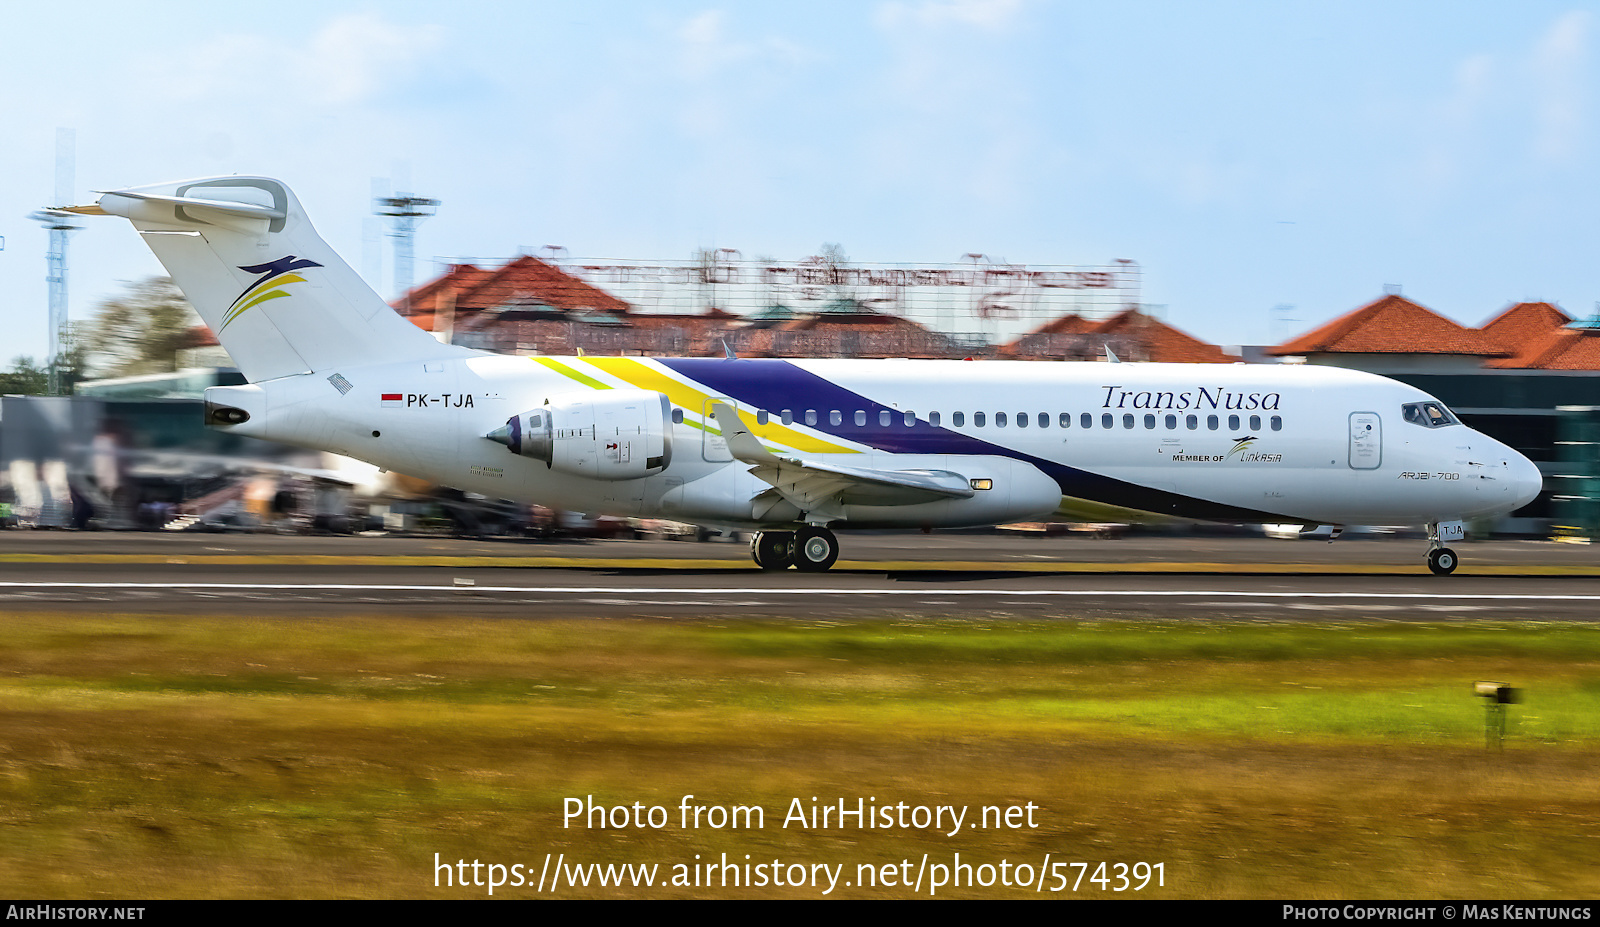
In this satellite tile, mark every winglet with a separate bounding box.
[710,402,778,464]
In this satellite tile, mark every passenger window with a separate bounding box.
[1061,412,1072,428]
[930,411,941,426]
[1016,412,1028,428]
[1101,413,1112,429]
[996,412,1007,427]
[1164,414,1177,429]
[1186,414,1198,430]
[830,410,842,426]
[879,410,891,427]
[1144,414,1156,429]
[953,412,965,427]
[1270,416,1282,431]
[904,411,916,427]
[805,410,817,426]
[1228,414,1240,431]
[781,410,793,425]
[672,408,684,424]
[1039,413,1049,428]
[1207,415,1218,430]
[854,411,866,427]
[1122,414,1135,429]
[757,410,768,425]
[1249,415,1261,431]
[975,412,987,427]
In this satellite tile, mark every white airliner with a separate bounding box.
[65,176,1542,574]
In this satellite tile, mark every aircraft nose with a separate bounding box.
[1510,453,1542,511]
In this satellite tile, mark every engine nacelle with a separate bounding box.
[488,389,672,481]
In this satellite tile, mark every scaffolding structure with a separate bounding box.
[437,251,1141,349]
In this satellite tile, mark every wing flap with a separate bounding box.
[711,402,973,518]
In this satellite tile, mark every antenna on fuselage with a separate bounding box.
[1104,345,1121,363]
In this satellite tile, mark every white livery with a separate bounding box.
[67,176,1543,573]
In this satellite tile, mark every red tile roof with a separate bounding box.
[452,254,631,315]
[1271,294,1510,357]
[1021,313,1098,336]
[395,263,493,317]
[1487,326,1600,369]
[1000,310,1235,362]
[392,256,631,322]
[1479,301,1573,360]
[1091,309,1239,363]
[181,323,219,348]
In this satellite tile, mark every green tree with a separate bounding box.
[0,340,85,395]
[80,277,203,377]
[0,356,48,395]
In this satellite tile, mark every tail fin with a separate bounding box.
[86,176,467,382]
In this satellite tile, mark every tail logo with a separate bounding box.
[221,256,324,331]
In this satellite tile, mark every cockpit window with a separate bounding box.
[1402,401,1459,428]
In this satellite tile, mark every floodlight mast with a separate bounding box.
[34,128,79,396]
[31,208,81,396]
[375,193,439,315]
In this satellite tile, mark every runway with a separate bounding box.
[0,531,1596,619]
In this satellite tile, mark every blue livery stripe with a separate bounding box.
[656,357,1289,523]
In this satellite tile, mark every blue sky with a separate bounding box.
[3,1,1598,362]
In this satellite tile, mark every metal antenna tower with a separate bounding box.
[375,191,439,313]
[30,129,80,395]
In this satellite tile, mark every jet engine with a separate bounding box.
[486,389,672,480]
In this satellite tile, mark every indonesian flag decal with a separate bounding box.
[381,393,404,408]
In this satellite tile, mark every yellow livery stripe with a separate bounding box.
[585,356,857,454]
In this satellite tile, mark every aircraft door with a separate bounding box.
[1349,412,1381,470]
[702,397,735,462]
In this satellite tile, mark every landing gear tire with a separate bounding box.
[1428,547,1458,576]
[792,526,839,572]
[751,531,795,570]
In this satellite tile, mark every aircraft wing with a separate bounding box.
[711,402,972,522]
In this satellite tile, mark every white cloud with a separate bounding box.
[1531,9,1590,164]
[304,13,445,106]
[875,0,1025,33]
[138,12,443,108]
[671,8,811,82]
[1395,10,1593,207]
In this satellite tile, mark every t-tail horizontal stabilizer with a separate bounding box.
[71,176,469,383]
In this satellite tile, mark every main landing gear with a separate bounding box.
[751,530,794,570]
[750,526,840,572]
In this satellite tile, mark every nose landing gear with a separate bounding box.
[1426,520,1462,575]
